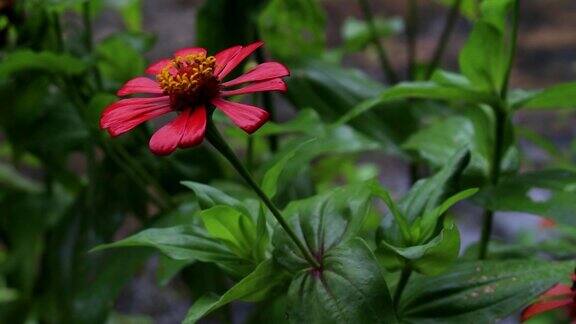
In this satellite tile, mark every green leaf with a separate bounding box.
[196,0,266,52]
[156,257,194,286]
[104,0,142,31]
[0,162,41,193]
[377,218,460,275]
[0,50,87,77]
[399,148,471,222]
[257,125,378,206]
[382,80,485,102]
[480,0,515,32]
[273,184,373,272]
[400,260,576,322]
[403,106,518,183]
[261,139,315,199]
[92,225,253,277]
[287,60,419,148]
[287,238,397,323]
[96,35,145,83]
[256,109,324,136]
[337,75,488,127]
[181,181,245,212]
[377,149,470,258]
[521,82,576,110]
[199,206,259,261]
[183,259,288,324]
[459,21,507,93]
[419,188,478,238]
[0,288,18,304]
[434,0,479,20]
[41,0,88,11]
[342,16,403,52]
[87,93,116,130]
[475,169,576,227]
[258,0,326,59]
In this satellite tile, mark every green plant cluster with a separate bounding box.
[0,0,575,323]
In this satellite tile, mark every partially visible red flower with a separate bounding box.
[521,270,576,322]
[538,217,556,229]
[100,41,289,155]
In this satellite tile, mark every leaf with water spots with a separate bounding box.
[399,259,576,323]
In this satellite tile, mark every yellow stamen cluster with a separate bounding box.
[157,53,217,95]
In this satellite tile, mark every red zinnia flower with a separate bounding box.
[100,41,289,155]
[521,271,576,323]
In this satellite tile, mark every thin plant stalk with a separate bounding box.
[406,0,418,80]
[425,0,463,79]
[205,120,321,269]
[393,268,412,308]
[82,1,103,90]
[405,0,419,183]
[357,0,399,84]
[478,0,520,259]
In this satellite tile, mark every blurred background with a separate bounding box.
[100,0,576,321]
[0,0,575,322]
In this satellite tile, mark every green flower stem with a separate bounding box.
[478,0,520,259]
[393,268,412,308]
[357,0,399,84]
[425,0,462,79]
[205,120,321,269]
[478,106,506,260]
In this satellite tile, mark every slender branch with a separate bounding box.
[205,121,321,269]
[393,268,412,308]
[406,0,418,80]
[425,0,463,79]
[478,0,520,259]
[357,0,399,84]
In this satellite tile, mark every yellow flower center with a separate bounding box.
[156,53,217,96]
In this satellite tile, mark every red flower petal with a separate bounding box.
[179,106,206,149]
[214,45,242,76]
[221,78,286,97]
[542,284,573,298]
[216,41,264,79]
[174,47,206,58]
[222,62,290,87]
[149,109,190,156]
[117,77,164,96]
[211,98,269,134]
[521,299,573,322]
[145,59,171,75]
[100,96,172,137]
